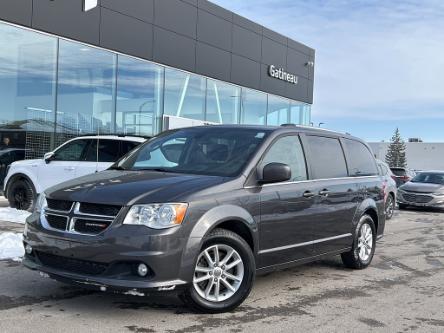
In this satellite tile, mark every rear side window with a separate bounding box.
[260,136,307,182]
[120,141,140,157]
[84,140,120,162]
[344,139,378,176]
[306,136,348,179]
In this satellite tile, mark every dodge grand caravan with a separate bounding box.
[23,125,385,313]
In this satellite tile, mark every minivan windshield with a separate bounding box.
[112,127,270,177]
[411,172,444,185]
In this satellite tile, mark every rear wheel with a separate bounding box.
[385,194,395,220]
[341,215,376,269]
[181,228,255,313]
[7,178,36,211]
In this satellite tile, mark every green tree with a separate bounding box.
[385,128,407,168]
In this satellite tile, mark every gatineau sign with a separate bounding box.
[268,65,298,85]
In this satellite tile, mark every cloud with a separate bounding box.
[213,0,444,120]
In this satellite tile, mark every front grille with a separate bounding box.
[402,193,433,204]
[79,203,122,217]
[47,199,73,212]
[36,252,108,276]
[73,219,112,235]
[46,214,68,231]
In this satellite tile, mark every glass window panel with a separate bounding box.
[164,68,205,121]
[0,22,57,159]
[53,139,90,161]
[290,102,311,125]
[116,56,164,137]
[306,136,348,179]
[206,79,240,124]
[240,88,267,125]
[267,95,290,126]
[344,139,378,176]
[56,40,116,143]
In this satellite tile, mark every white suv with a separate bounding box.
[4,135,146,211]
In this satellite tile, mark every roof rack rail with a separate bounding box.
[76,133,151,139]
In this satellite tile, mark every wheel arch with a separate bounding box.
[353,198,384,235]
[5,172,39,198]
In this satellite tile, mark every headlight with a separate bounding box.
[123,203,188,229]
[34,193,47,213]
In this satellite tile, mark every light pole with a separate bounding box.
[318,122,325,127]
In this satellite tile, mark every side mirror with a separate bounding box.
[258,163,291,184]
[43,152,54,164]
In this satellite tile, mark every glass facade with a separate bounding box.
[0,21,311,158]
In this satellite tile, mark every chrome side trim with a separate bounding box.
[258,233,352,255]
[244,176,379,189]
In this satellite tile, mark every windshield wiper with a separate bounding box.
[135,168,173,173]
[108,165,127,171]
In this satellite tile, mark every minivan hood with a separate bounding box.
[400,182,444,194]
[45,170,227,205]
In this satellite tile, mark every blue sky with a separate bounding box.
[213,0,444,142]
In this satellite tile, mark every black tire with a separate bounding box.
[7,178,36,212]
[398,203,408,210]
[341,215,376,269]
[181,228,255,313]
[385,194,395,220]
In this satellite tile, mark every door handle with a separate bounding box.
[319,189,330,196]
[64,167,75,171]
[303,191,315,198]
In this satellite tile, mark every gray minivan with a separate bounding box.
[23,125,385,313]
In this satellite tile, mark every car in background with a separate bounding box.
[390,167,416,187]
[398,171,444,209]
[0,148,26,189]
[4,135,146,211]
[376,160,397,220]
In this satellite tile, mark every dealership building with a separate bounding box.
[0,0,315,159]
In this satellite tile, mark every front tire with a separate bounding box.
[7,178,36,211]
[181,228,255,313]
[341,215,376,269]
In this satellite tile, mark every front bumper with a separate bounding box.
[397,191,444,207]
[23,212,196,293]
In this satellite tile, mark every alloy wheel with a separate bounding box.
[357,223,373,261]
[193,244,244,302]
[386,196,394,219]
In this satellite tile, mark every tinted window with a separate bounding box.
[53,139,89,161]
[120,141,141,157]
[260,136,307,182]
[116,128,270,177]
[344,139,378,176]
[307,136,348,179]
[84,140,120,162]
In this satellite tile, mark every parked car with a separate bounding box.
[23,125,385,313]
[376,160,397,220]
[4,135,146,211]
[390,167,416,187]
[0,148,26,189]
[398,171,444,209]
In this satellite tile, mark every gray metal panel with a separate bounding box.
[101,0,154,23]
[196,42,231,82]
[153,26,196,72]
[32,0,100,45]
[286,76,309,102]
[261,37,287,68]
[181,0,198,5]
[0,0,32,26]
[197,9,232,51]
[259,64,288,97]
[232,25,262,62]
[154,0,197,39]
[286,48,310,80]
[232,13,262,34]
[100,8,153,60]
[288,38,314,57]
[262,26,287,46]
[198,0,233,21]
[231,54,261,90]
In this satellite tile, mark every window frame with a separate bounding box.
[52,138,91,162]
[255,133,309,184]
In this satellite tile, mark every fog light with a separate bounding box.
[137,263,148,277]
[25,244,33,255]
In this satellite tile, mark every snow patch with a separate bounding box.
[0,207,31,224]
[0,232,24,260]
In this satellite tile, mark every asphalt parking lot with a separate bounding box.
[0,208,443,333]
